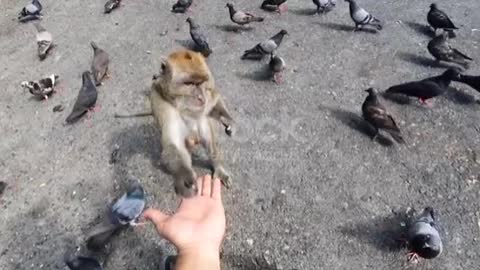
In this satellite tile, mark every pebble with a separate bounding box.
[280,189,286,194]
[146,50,151,54]
[246,238,254,246]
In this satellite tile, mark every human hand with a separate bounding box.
[143,175,226,257]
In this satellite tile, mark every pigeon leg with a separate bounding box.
[278,3,288,14]
[407,252,419,264]
[353,25,361,32]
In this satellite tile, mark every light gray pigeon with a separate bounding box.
[427,32,472,68]
[345,0,382,31]
[86,182,146,250]
[269,54,286,84]
[313,0,336,14]
[407,207,443,262]
[226,3,264,26]
[186,17,212,57]
[21,74,59,100]
[241,29,288,60]
[34,23,53,60]
[18,0,42,22]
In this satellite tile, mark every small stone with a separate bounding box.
[146,50,151,54]
[246,239,254,246]
[81,197,87,202]
[280,189,286,194]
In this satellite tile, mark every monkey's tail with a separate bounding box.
[114,111,153,118]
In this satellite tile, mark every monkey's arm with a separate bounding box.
[209,97,234,136]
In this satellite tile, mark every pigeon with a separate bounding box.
[312,0,336,14]
[35,23,53,60]
[385,68,460,106]
[65,71,98,124]
[241,29,288,60]
[427,3,458,34]
[186,17,212,57]
[261,0,288,13]
[362,88,404,143]
[407,207,443,262]
[269,54,286,84]
[226,3,264,26]
[90,42,110,86]
[453,73,480,92]
[345,0,382,31]
[86,182,146,249]
[172,0,192,13]
[18,0,42,22]
[104,0,121,14]
[427,32,472,68]
[65,255,103,270]
[21,74,59,100]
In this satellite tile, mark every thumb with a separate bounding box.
[142,208,170,233]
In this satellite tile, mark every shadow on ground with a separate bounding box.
[315,22,378,34]
[290,8,317,16]
[215,24,254,33]
[338,210,409,253]
[396,52,456,69]
[404,21,434,38]
[236,64,273,82]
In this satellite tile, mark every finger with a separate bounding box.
[201,174,212,196]
[212,177,222,200]
[142,208,169,232]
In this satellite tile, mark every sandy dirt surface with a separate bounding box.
[1,0,480,269]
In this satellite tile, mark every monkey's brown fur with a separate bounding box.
[150,50,233,197]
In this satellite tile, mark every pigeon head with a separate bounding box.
[81,71,93,84]
[442,68,462,80]
[127,182,145,199]
[279,29,288,36]
[430,3,438,9]
[364,88,377,95]
[410,234,442,259]
[225,3,233,8]
[90,41,99,50]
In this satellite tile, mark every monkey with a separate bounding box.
[148,50,233,197]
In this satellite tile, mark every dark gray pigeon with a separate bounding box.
[104,0,121,13]
[86,182,145,249]
[261,0,288,13]
[362,88,404,143]
[35,23,53,60]
[65,255,103,270]
[428,32,472,68]
[21,74,59,100]
[453,73,480,93]
[269,54,286,84]
[66,71,98,124]
[385,68,460,106]
[18,0,42,22]
[241,29,288,60]
[313,0,336,14]
[186,17,212,57]
[172,0,192,13]
[226,3,264,26]
[407,207,443,262]
[90,42,110,86]
[427,3,458,34]
[345,0,382,31]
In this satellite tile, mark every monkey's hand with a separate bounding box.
[175,170,199,198]
[213,166,232,189]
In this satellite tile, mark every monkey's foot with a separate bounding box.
[214,167,232,189]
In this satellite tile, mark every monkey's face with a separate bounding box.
[175,82,213,115]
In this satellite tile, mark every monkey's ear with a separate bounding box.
[160,56,168,74]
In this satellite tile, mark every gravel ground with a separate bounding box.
[1,0,480,269]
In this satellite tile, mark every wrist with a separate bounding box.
[176,246,220,270]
